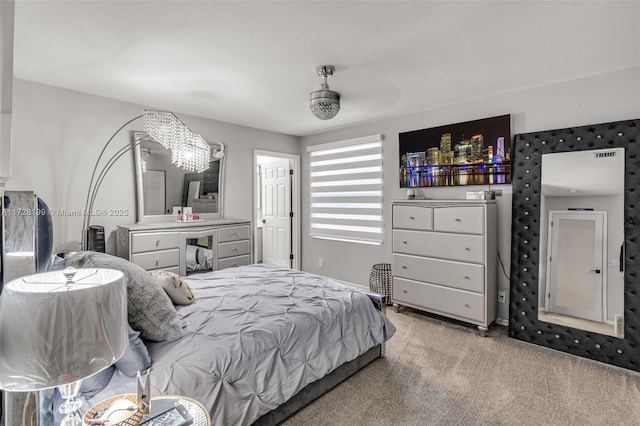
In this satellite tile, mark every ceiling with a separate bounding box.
[13,1,640,137]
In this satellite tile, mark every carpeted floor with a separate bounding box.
[283,308,640,426]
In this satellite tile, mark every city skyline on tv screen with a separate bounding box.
[399,114,511,188]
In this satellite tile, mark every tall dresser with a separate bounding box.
[117,219,251,276]
[392,200,497,336]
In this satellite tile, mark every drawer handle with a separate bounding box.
[463,275,470,280]
[464,303,470,308]
[232,247,238,252]
[455,218,461,222]
[402,289,408,294]
[232,263,238,267]
[464,247,471,251]
[402,265,407,269]
[409,216,415,220]
[403,241,408,244]
[155,240,160,247]
[232,232,238,236]
[155,259,159,266]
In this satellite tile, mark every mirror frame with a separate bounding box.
[509,118,640,372]
[132,131,225,223]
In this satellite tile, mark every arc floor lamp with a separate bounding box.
[82,110,213,249]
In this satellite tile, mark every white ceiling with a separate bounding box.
[13,1,640,137]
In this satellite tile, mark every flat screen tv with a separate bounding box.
[399,114,511,188]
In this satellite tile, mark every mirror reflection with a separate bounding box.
[133,132,224,222]
[538,148,624,338]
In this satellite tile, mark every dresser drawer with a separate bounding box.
[393,205,433,231]
[393,277,484,322]
[131,232,179,253]
[393,230,484,263]
[393,254,485,293]
[218,254,250,269]
[131,248,179,270]
[218,240,250,259]
[433,206,484,234]
[218,225,250,243]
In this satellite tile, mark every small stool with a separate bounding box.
[369,263,392,306]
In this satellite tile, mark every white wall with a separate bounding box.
[6,79,300,253]
[301,67,640,321]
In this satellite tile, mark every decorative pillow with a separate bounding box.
[79,365,116,398]
[64,252,184,342]
[115,325,152,377]
[150,270,195,305]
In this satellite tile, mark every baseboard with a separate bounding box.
[496,317,509,326]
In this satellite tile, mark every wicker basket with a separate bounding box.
[369,263,392,305]
[83,394,143,426]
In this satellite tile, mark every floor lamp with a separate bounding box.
[82,110,211,250]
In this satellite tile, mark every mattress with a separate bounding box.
[86,265,396,425]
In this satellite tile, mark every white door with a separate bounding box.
[143,170,165,215]
[262,159,291,267]
[547,211,606,322]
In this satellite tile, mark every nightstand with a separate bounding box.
[147,395,210,426]
[84,394,211,426]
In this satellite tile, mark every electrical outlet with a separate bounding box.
[498,291,506,303]
[319,258,324,268]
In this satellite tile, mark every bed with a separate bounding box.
[65,262,395,425]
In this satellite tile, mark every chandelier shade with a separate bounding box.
[310,65,341,120]
[143,110,211,172]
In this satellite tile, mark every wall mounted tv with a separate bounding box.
[399,114,511,188]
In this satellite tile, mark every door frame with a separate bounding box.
[253,150,301,270]
[545,210,607,321]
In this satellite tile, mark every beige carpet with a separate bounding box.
[283,308,640,426]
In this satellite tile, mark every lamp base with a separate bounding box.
[58,380,83,426]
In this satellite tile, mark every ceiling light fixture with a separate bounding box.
[310,65,340,120]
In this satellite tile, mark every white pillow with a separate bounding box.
[151,270,195,305]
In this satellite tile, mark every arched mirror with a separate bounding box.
[132,131,225,222]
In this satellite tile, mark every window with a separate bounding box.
[308,134,383,245]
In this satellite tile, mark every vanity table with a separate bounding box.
[116,219,251,276]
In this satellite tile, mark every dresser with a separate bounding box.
[391,200,497,336]
[117,219,252,276]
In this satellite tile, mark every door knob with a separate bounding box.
[261,219,266,224]
[590,269,602,274]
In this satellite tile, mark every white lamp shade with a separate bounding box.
[0,268,127,391]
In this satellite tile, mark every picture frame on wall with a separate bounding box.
[399,114,511,188]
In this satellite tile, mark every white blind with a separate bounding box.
[308,134,383,245]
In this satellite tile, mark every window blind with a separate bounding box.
[307,134,383,245]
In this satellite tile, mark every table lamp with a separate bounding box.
[0,267,127,426]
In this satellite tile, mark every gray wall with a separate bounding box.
[301,67,640,321]
[6,79,300,253]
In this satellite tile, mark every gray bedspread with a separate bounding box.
[88,265,395,425]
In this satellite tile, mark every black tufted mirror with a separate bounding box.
[509,118,640,371]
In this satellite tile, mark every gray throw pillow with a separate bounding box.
[116,325,152,377]
[65,252,184,342]
[79,365,116,398]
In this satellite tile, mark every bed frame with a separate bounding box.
[253,292,387,426]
